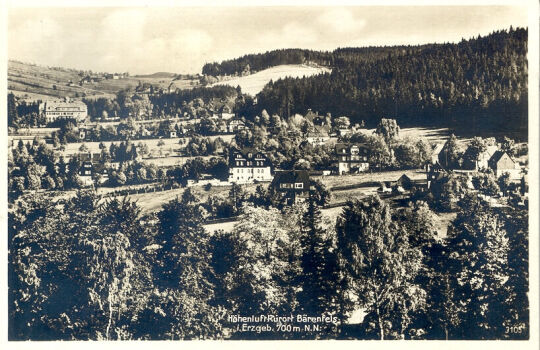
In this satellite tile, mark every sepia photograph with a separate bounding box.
[3,0,538,346]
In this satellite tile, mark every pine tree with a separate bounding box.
[297,198,341,337]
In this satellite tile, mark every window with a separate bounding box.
[295,183,304,189]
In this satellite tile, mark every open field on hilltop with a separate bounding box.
[210,64,331,95]
[88,76,195,94]
[8,60,114,99]
[91,78,141,93]
[169,78,202,90]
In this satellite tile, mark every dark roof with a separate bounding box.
[335,143,369,154]
[271,170,311,190]
[489,150,513,164]
[397,174,412,183]
[229,147,267,161]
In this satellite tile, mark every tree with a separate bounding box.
[335,196,425,339]
[472,172,499,196]
[393,139,420,169]
[153,195,223,339]
[79,143,90,153]
[224,205,302,326]
[334,116,350,130]
[367,134,394,170]
[444,195,512,339]
[375,118,400,143]
[439,134,463,169]
[9,191,152,340]
[429,173,468,211]
[229,183,247,215]
[25,162,43,190]
[8,93,19,127]
[463,137,488,170]
[310,179,331,206]
[500,136,515,155]
[297,199,341,337]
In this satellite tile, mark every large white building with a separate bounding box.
[39,97,87,123]
[228,148,273,184]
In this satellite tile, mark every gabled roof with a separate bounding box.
[230,147,266,160]
[397,174,412,183]
[489,150,514,165]
[335,143,369,154]
[271,170,311,189]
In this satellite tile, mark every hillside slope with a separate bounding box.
[209,64,330,95]
[8,61,200,101]
[251,28,528,138]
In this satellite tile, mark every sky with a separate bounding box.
[8,6,529,75]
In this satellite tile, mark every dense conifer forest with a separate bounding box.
[205,28,528,138]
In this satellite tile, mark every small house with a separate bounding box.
[271,170,312,204]
[488,151,520,179]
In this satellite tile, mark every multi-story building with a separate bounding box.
[334,143,370,175]
[39,97,87,123]
[228,148,273,184]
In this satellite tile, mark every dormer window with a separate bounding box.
[248,153,252,158]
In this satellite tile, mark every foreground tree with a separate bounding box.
[297,198,342,337]
[152,192,224,339]
[444,194,512,339]
[335,196,425,339]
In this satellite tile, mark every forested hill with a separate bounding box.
[201,46,416,76]
[234,28,527,138]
